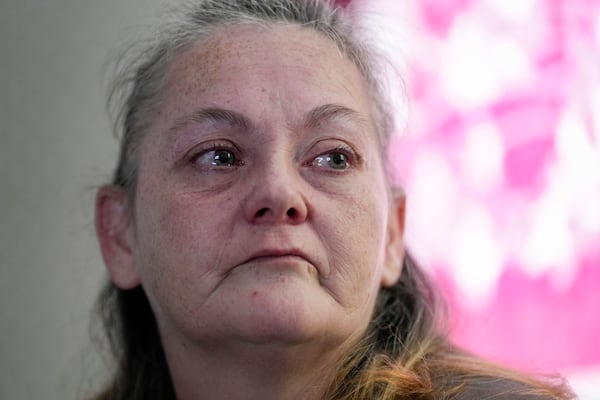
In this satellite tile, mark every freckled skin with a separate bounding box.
[131,23,398,363]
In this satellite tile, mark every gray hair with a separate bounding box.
[108,0,394,191]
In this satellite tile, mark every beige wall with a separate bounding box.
[0,1,160,398]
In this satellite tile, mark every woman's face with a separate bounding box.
[105,24,404,349]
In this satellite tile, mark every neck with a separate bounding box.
[162,334,352,400]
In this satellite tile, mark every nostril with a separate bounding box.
[253,207,300,220]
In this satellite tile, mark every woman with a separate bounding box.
[93,0,574,399]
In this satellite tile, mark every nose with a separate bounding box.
[242,163,308,225]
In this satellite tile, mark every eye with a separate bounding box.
[191,146,241,168]
[312,150,350,170]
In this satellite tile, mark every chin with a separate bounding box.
[235,284,333,343]
[209,276,355,347]
[160,272,363,347]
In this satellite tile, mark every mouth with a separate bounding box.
[245,249,311,264]
[230,247,322,279]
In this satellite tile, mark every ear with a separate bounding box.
[380,187,406,288]
[95,185,140,289]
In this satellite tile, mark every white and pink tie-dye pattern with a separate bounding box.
[343,0,600,396]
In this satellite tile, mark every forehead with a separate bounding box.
[170,23,347,80]
[157,23,373,125]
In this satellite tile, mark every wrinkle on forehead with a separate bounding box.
[161,22,362,105]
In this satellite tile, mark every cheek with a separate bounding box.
[131,186,237,318]
[319,185,389,304]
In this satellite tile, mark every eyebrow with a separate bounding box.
[168,103,366,135]
[168,107,251,134]
[303,103,368,131]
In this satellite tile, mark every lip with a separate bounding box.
[244,248,313,266]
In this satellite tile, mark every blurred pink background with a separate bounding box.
[349,0,600,397]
